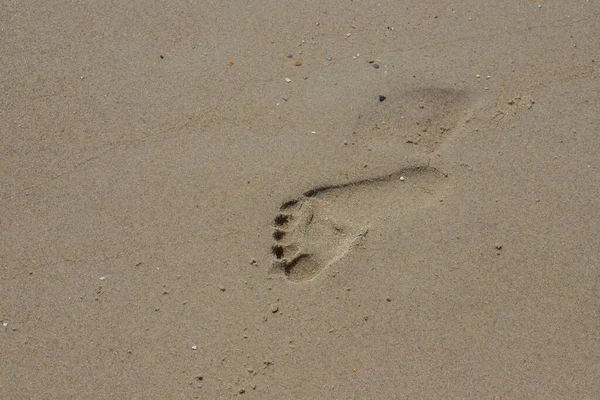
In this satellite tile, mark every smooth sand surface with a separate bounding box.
[2,1,599,398]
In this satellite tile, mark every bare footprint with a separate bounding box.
[354,87,472,153]
[270,166,447,283]
[270,86,472,282]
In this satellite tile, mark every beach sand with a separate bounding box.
[2,1,599,398]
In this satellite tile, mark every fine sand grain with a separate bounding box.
[2,1,599,398]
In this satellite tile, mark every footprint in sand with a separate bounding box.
[270,86,471,283]
[270,166,447,283]
[354,87,472,153]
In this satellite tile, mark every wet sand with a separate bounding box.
[2,1,599,398]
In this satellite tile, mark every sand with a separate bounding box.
[1,1,599,398]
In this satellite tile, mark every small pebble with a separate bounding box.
[99,277,106,281]
[399,176,405,181]
[270,304,279,313]
[326,56,332,61]
[378,95,386,102]
[373,64,380,69]
[191,345,198,350]
[285,78,291,83]
[294,61,302,66]
[495,244,503,250]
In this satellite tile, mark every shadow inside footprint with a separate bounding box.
[270,166,446,283]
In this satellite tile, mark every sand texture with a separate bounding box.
[2,1,600,398]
